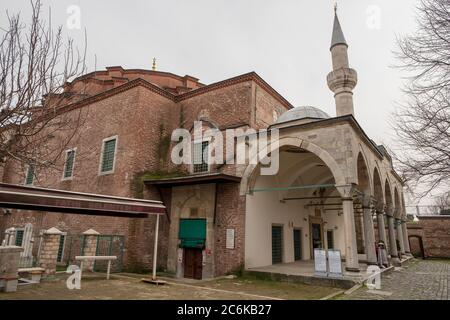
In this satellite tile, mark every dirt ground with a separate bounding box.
[0,272,340,300]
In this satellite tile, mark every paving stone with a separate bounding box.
[340,259,450,300]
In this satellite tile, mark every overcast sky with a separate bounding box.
[3,1,429,204]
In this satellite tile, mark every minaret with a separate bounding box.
[327,6,357,117]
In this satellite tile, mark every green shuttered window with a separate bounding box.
[101,138,116,173]
[64,150,76,179]
[15,229,24,246]
[57,235,66,262]
[178,219,206,248]
[25,164,35,185]
[193,141,209,173]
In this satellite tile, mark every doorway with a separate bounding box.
[272,225,283,264]
[309,216,323,258]
[293,229,302,261]
[183,248,203,279]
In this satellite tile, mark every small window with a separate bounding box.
[193,141,209,173]
[100,137,117,173]
[25,164,35,185]
[327,230,334,249]
[63,149,76,179]
[57,234,66,263]
[15,229,24,246]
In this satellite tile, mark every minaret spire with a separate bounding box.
[330,5,347,50]
[327,6,358,117]
[152,57,157,71]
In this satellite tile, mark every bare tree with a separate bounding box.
[393,0,450,198]
[0,0,87,180]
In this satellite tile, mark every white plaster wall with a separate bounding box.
[245,174,346,269]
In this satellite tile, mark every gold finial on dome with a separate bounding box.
[152,57,157,71]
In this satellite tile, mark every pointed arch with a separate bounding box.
[373,167,383,210]
[384,178,393,214]
[356,151,372,195]
[240,137,346,195]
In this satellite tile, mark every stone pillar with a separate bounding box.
[401,219,411,255]
[376,209,388,250]
[386,211,400,266]
[82,229,100,271]
[0,246,23,292]
[38,227,63,275]
[396,218,405,257]
[336,185,360,273]
[362,196,377,265]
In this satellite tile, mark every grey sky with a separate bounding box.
[3,1,428,203]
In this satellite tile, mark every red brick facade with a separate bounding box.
[0,67,289,274]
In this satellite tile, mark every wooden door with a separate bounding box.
[184,248,203,279]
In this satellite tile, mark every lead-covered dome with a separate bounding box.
[275,106,330,124]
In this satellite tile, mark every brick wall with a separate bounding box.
[407,217,450,258]
[0,69,285,274]
[214,183,246,276]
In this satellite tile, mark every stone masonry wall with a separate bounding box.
[407,217,450,258]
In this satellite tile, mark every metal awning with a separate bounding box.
[144,173,241,187]
[0,183,165,218]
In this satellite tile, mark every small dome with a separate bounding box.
[275,106,330,124]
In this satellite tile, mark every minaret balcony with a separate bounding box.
[327,68,358,92]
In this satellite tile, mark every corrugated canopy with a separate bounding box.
[0,183,165,218]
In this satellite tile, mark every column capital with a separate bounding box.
[361,194,372,207]
[385,206,394,217]
[336,184,356,199]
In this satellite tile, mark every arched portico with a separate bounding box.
[385,179,400,264]
[240,137,346,196]
[373,167,389,266]
[242,137,360,274]
[357,152,377,265]
[394,187,406,256]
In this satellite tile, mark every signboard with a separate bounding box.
[177,248,183,263]
[328,249,343,277]
[314,249,327,276]
[226,228,235,249]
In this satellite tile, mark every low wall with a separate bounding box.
[407,216,450,259]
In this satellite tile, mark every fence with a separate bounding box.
[2,223,43,268]
[93,235,124,273]
[2,226,124,273]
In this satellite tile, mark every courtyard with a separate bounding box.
[0,259,448,300]
[339,259,450,300]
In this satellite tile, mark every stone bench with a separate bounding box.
[75,256,117,280]
[18,267,46,283]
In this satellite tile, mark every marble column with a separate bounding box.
[337,185,360,273]
[401,219,411,255]
[376,209,388,250]
[362,195,377,265]
[386,210,400,265]
[395,218,405,257]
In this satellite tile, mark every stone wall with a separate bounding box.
[407,217,450,258]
